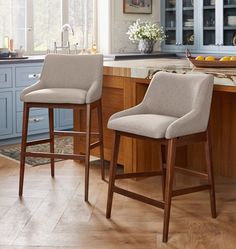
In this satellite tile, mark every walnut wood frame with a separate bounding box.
[19,99,105,202]
[106,130,216,243]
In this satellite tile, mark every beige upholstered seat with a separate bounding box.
[106,71,216,243]
[21,54,103,104]
[22,88,87,104]
[109,114,178,139]
[108,72,214,139]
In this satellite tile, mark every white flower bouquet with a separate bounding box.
[127,19,166,43]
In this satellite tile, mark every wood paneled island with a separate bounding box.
[74,58,236,179]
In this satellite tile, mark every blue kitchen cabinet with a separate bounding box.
[0,60,73,144]
[58,109,73,130]
[0,92,13,136]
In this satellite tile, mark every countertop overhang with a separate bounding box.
[1,55,236,87]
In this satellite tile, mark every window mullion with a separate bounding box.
[62,0,69,25]
[62,0,69,46]
[26,0,33,54]
[83,0,88,49]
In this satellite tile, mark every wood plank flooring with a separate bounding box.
[0,155,235,249]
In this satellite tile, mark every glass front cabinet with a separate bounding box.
[162,0,236,53]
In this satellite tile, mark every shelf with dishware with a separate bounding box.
[162,0,236,53]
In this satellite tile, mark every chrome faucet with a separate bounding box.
[54,24,74,54]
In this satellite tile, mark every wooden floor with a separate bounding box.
[0,156,235,249]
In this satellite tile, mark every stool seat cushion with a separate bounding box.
[108,114,178,139]
[21,88,87,104]
[108,72,214,139]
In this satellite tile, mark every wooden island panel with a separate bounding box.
[74,70,236,179]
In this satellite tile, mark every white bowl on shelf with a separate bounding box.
[228,16,236,26]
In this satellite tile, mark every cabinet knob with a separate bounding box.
[29,117,44,123]
[28,73,41,79]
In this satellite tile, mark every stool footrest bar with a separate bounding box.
[175,166,208,179]
[115,171,163,179]
[90,141,101,150]
[113,186,165,209]
[25,152,85,160]
[54,131,99,137]
[172,184,210,197]
[26,139,51,147]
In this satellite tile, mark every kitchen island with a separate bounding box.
[81,58,236,179]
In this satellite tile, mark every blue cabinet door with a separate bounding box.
[58,109,73,129]
[0,92,13,136]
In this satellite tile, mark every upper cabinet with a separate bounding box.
[162,0,236,53]
[222,0,236,47]
[163,0,196,52]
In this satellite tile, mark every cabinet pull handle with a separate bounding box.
[28,73,40,79]
[4,74,7,82]
[29,117,44,123]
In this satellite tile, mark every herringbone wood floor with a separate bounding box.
[0,155,235,249]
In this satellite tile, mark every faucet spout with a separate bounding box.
[61,24,74,47]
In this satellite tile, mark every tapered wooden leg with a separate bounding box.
[85,104,91,202]
[205,131,217,218]
[163,139,176,243]
[19,103,30,197]
[49,108,55,177]
[97,100,105,180]
[160,144,167,200]
[106,131,120,218]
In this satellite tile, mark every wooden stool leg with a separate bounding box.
[163,139,176,243]
[160,144,167,200]
[106,131,120,218]
[85,104,92,202]
[19,103,30,197]
[205,131,217,218]
[97,100,105,180]
[49,108,55,178]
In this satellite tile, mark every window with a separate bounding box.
[69,0,94,49]
[32,0,62,52]
[0,0,94,54]
[0,0,26,49]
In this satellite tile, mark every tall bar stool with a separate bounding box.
[106,72,216,242]
[19,54,104,201]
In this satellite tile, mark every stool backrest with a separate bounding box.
[143,72,214,118]
[40,54,103,91]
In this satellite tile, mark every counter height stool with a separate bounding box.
[106,72,216,242]
[19,54,104,201]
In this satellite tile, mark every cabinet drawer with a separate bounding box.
[0,68,12,88]
[17,109,49,134]
[15,66,42,87]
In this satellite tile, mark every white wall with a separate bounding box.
[110,0,161,53]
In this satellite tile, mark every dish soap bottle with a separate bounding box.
[91,43,97,54]
[4,36,9,49]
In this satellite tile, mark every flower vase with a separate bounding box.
[138,40,155,54]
